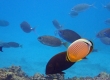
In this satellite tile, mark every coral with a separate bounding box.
[0,66,110,80]
[32,73,46,80]
[0,66,30,80]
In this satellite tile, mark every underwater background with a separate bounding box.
[0,0,110,78]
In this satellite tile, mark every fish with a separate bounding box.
[52,20,63,30]
[71,3,95,12]
[96,28,110,38]
[0,20,9,27]
[1,42,10,48]
[69,10,78,17]
[0,41,10,48]
[105,18,110,25]
[7,42,22,48]
[100,37,110,45]
[103,3,110,11]
[103,29,110,38]
[67,38,93,62]
[20,21,35,33]
[0,46,3,52]
[38,35,68,47]
[45,38,93,74]
[58,29,81,43]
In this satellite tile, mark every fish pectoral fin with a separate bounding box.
[76,59,82,62]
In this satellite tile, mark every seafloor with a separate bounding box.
[0,65,110,80]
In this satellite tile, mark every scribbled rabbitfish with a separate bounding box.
[20,21,35,33]
[38,35,66,47]
[96,28,110,38]
[0,42,10,48]
[0,41,10,48]
[105,18,110,25]
[71,3,94,12]
[103,28,110,38]
[7,42,22,48]
[0,20,9,27]
[58,29,81,43]
[52,20,63,30]
[69,11,78,17]
[103,3,110,11]
[100,37,110,45]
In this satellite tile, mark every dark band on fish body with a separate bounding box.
[45,51,75,75]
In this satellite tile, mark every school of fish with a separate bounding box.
[0,1,110,76]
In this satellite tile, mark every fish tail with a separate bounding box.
[19,45,23,48]
[90,2,98,9]
[32,27,39,36]
[32,27,36,32]
[62,42,69,48]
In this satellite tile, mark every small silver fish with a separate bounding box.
[100,37,110,45]
[96,28,110,38]
[2,42,10,48]
[0,41,10,48]
[38,35,67,47]
[103,29,110,38]
[69,11,78,17]
[0,20,9,27]
[52,20,63,30]
[20,21,35,33]
[103,3,110,11]
[71,3,94,12]
[7,42,22,48]
[105,18,110,25]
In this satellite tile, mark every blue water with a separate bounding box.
[0,0,110,78]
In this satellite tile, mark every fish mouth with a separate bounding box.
[38,37,45,44]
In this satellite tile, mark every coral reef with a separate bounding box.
[0,66,31,80]
[0,65,110,80]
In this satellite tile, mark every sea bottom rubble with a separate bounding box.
[0,66,110,80]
